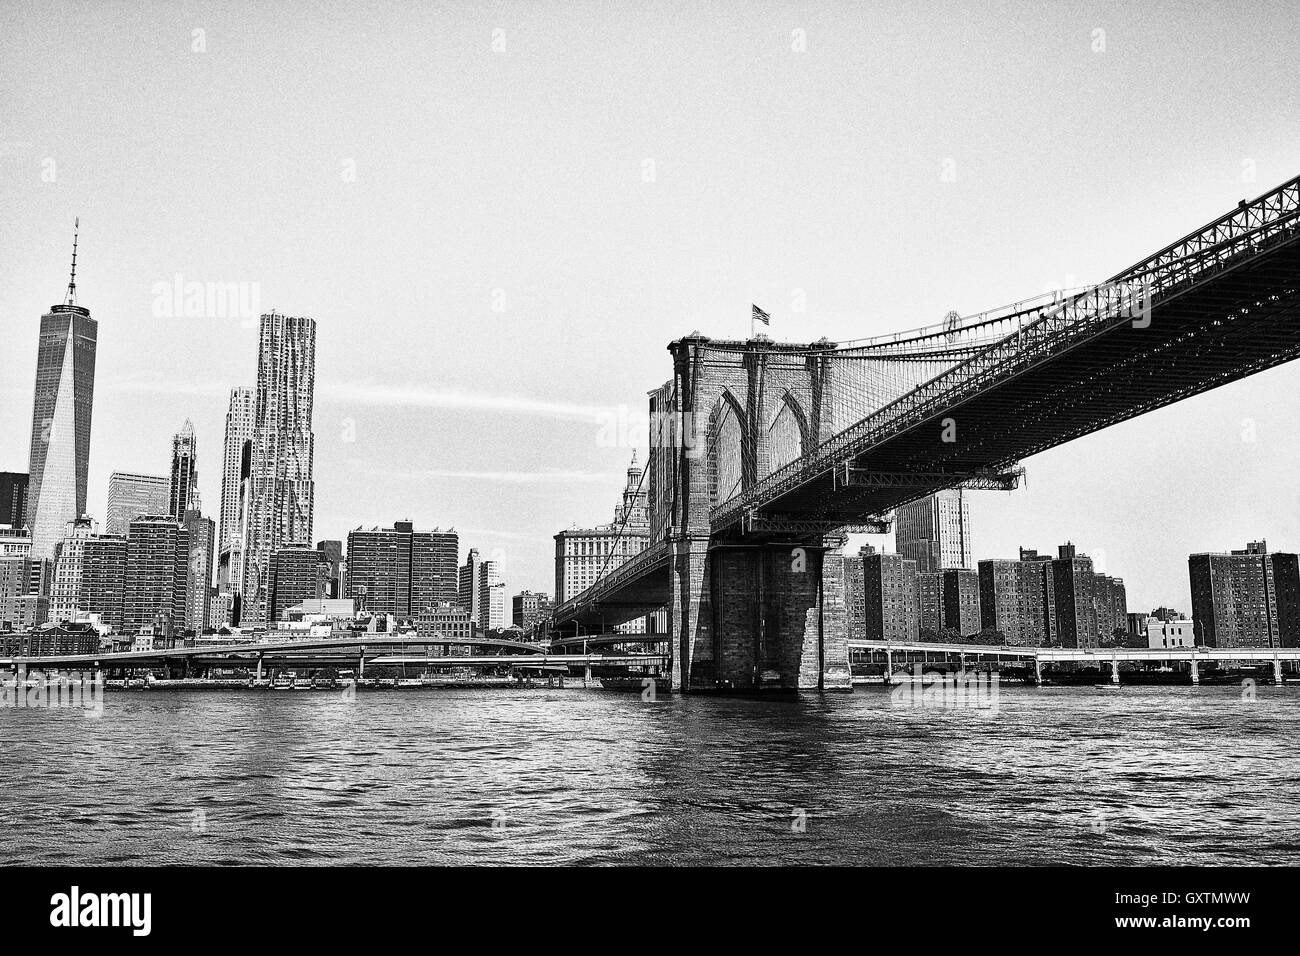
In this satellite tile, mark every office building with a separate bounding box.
[106,472,169,536]
[415,602,474,648]
[267,545,329,622]
[0,556,32,607]
[895,489,971,573]
[182,509,215,633]
[49,517,127,629]
[209,592,233,631]
[0,595,50,633]
[0,527,31,559]
[240,313,317,626]
[346,521,459,617]
[0,472,28,528]
[479,559,507,631]
[316,540,344,599]
[122,515,189,637]
[459,547,483,623]
[169,419,200,520]
[412,527,459,609]
[512,590,553,633]
[26,227,97,567]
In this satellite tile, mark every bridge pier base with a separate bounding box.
[1189,659,1200,685]
[1033,657,1043,685]
[1274,657,1283,684]
[1110,658,1120,685]
[670,536,851,693]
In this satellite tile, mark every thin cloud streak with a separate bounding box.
[100,379,234,399]
[456,528,544,541]
[353,462,621,484]
[102,378,622,424]
[321,381,617,423]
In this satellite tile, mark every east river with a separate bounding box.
[1,684,1296,865]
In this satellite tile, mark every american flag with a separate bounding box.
[752,304,770,326]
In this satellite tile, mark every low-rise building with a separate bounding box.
[415,602,474,652]
[1147,618,1196,649]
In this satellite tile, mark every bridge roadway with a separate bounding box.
[848,639,1300,663]
[0,635,549,670]
[849,640,1300,683]
[367,654,666,667]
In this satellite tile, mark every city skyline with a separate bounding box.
[4,3,1300,608]
[6,221,1300,609]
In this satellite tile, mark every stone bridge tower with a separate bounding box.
[653,334,852,693]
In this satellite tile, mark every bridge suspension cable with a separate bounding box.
[591,457,649,588]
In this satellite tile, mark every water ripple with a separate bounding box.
[1,685,1297,864]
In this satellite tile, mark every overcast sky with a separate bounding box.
[3,0,1299,610]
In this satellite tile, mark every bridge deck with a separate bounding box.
[0,636,547,668]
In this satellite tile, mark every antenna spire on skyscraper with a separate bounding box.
[65,217,79,306]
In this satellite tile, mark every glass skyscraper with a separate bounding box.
[27,226,97,569]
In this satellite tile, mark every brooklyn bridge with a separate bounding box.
[552,173,1300,692]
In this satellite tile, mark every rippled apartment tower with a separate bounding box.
[27,226,97,571]
[240,313,316,626]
